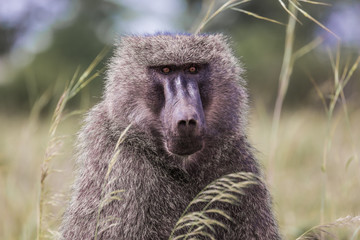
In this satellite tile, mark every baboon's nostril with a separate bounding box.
[188,119,197,127]
[178,120,187,127]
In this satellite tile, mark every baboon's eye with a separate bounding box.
[161,67,171,74]
[189,66,197,73]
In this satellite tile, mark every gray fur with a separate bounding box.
[60,33,281,239]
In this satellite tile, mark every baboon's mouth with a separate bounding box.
[166,137,203,156]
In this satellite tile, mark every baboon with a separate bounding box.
[60,33,281,239]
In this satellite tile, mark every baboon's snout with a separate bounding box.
[174,106,203,137]
[168,105,204,156]
[164,76,205,156]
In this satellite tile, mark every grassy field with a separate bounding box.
[1,100,359,239]
[1,1,359,239]
[251,103,360,239]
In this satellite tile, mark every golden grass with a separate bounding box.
[250,105,360,239]
[1,103,360,239]
[36,48,109,239]
[193,2,360,238]
[1,1,359,239]
[170,172,258,239]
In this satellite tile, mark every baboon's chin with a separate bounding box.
[166,137,203,156]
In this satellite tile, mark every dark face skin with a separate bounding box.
[148,63,210,156]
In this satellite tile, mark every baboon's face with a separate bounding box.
[148,63,210,156]
[106,34,247,159]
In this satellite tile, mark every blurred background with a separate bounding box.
[0,0,359,239]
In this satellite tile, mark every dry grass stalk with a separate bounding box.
[169,172,258,240]
[269,0,333,183]
[195,0,287,34]
[296,215,360,240]
[37,48,108,240]
[268,2,298,183]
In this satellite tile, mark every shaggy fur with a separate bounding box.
[59,33,281,239]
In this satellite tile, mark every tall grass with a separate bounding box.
[268,2,298,183]
[191,0,360,239]
[1,1,359,240]
[169,172,258,240]
[36,48,108,239]
[268,0,338,183]
[296,216,360,240]
[311,48,360,236]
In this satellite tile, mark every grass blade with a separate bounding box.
[289,0,339,39]
[231,8,285,25]
[277,0,302,24]
[299,0,331,6]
